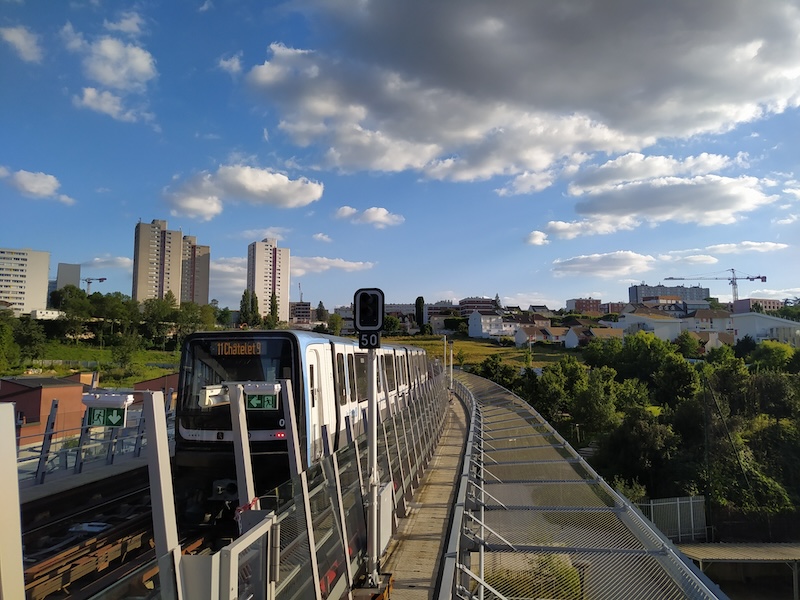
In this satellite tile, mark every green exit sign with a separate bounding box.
[246,394,278,410]
[87,407,127,427]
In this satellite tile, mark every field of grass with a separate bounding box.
[387,335,576,369]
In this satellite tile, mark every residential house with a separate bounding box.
[690,331,735,354]
[603,310,683,342]
[540,327,570,345]
[683,309,733,333]
[731,312,800,348]
[515,325,547,347]
[565,326,624,349]
[468,310,503,338]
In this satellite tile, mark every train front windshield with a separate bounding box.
[178,335,297,413]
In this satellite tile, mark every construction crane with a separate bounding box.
[664,269,766,302]
[82,277,107,294]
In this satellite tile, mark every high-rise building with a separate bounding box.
[247,238,290,323]
[0,247,49,315]
[56,263,81,290]
[132,219,210,304]
[180,236,210,305]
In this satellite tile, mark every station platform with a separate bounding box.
[381,394,468,598]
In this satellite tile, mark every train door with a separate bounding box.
[306,344,334,463]
[333,343,357,450]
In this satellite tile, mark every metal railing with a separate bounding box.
[16,399,174,488]
[90,369,451,600]
[441,372,729,600]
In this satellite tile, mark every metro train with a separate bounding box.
[173,329,431,523]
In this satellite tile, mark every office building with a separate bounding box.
[132,219,209,304]
[247,238,290,323]
[0,247,49,315]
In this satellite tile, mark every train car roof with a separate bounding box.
[182,329,427,354]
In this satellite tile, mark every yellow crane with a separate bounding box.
[664,269,766,302]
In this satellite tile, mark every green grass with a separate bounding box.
[386,335,576,369]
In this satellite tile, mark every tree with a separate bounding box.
[239,289,261,328]
[141,291,178,350]
[14,317,46,362]
[263,293,279,329]
[472,354,518,390]
[175,301,203,347]
[750,340,794,372]
[572,366,619,433]
[596,407,679,498]
[53,284,92,343]
[673,330,702,359]
[112,332,140,368]
[734,334,757,359]
[493,293,502,309]
[0,311,20,372]
[652,353,700,408]
[383,315,402,335]
[316,301,329,322]
[415,296,425,328]
[328,313,343,336]
[582,337,623,369]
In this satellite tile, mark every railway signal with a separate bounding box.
[355,288,384,349]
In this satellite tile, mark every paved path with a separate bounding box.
[380,396,469,600]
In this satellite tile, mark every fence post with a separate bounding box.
[35,399,59,484]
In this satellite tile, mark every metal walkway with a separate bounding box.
[440,371,729,600]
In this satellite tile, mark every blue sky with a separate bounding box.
[2,1,800,311]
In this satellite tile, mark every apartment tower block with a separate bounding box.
[132,219,210,304]
[247,238,290,323]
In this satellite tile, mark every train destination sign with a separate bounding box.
[87,406,127,427]
[212,341,264,356]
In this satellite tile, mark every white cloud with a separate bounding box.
[104,11,145,37]
[240,227,290,241]
[545,174,777,239]
[704,241,789,254]
[73,87,138,122]
[0,167,75,205]
[291,256,375,277]
[218,53,242,75]
[658,253,719,266]
[552,251,657,278]
[199,0,213,12]
[243,2,800,192]
[210,257,248,306]
[165,165,324,220]
[335,206,358,218]
[774,213,798,225]
[569,152,732,195]
[63,22,156,93]
[0,26,43,63]
[313,233,333,242]
[335,206,405,228]
[525,231,549,246]
[82,256,133,270]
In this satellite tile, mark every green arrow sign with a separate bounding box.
[246,394,278,410]
[87,407,127,427]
